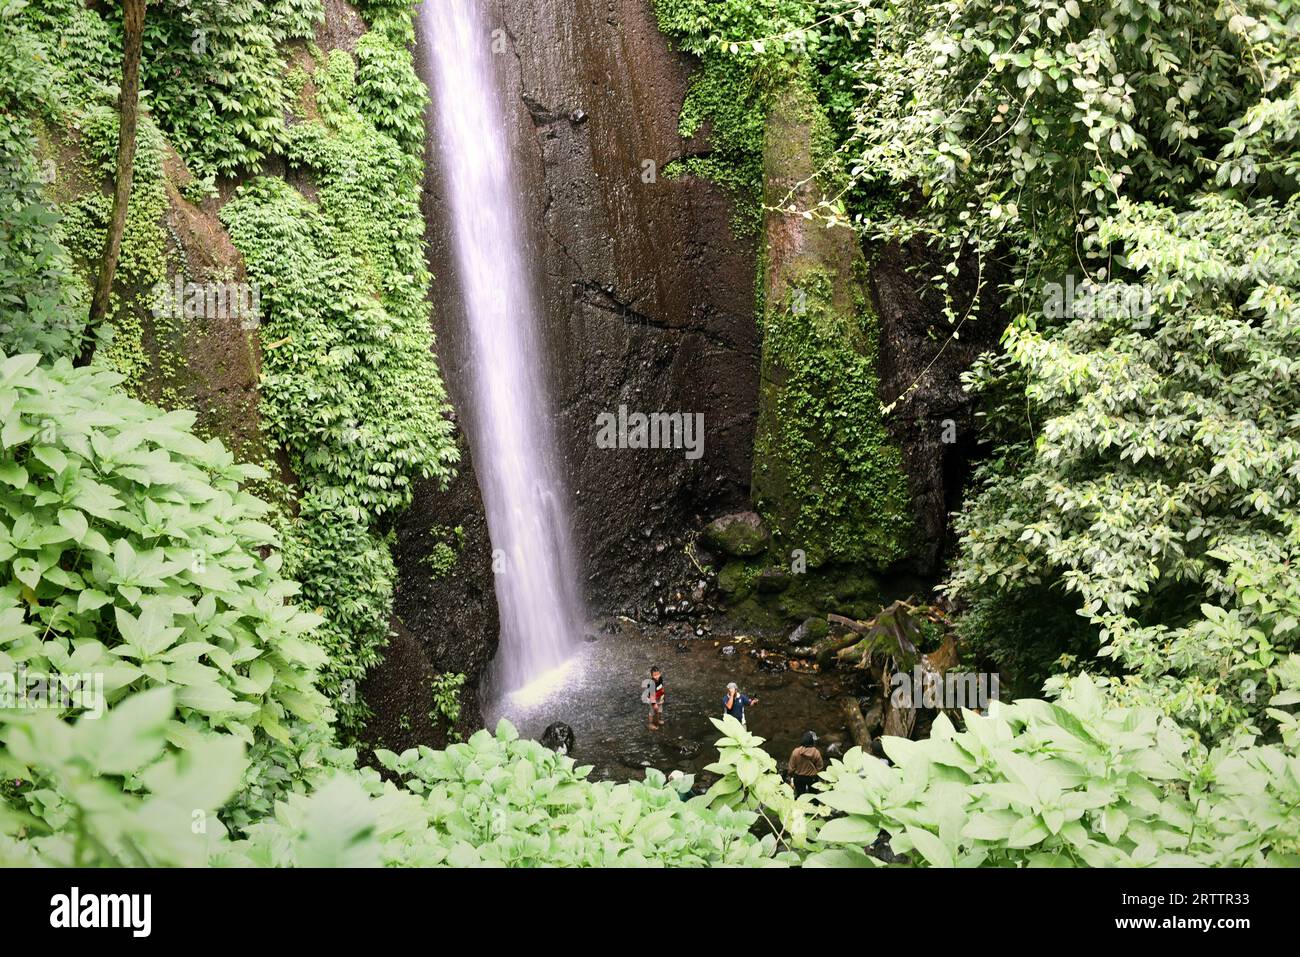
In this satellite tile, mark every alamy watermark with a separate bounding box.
[1043,273,1150,321]
[50,887,151,937]
[1,670,105,719]
[151,276,262,330]
[595,405,704,460]
[890,667,999,711]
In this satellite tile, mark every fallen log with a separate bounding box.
[827,613,873,634]
[814,630,863,671]
[840,697,872,749]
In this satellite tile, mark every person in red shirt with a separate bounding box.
[647,666,665,730]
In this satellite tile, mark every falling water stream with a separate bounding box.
[420,0,585,700]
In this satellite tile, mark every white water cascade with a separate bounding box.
[419,0,585,699]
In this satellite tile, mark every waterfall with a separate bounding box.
[419,0,585,696]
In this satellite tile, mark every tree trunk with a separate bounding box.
[839,698,872,749]
[84,0,147,362]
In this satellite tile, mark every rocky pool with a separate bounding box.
[485,615,858,784]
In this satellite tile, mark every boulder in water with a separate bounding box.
[541,721,576,756]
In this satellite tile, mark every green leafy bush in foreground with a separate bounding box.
[809,671,1300,868]
[0,704,787,867]
[0,354,335,830]
[6,673,1297,867]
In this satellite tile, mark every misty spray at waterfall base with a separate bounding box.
[420,0,586,704]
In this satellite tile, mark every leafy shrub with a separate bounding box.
[355,29,427,156]
[220,34,457,731]
[371,721,791,867]
[2,706,788,867]
[428,671,465,736]
[129,0,323,177]
[0,353,333,828]
[949,194,1300,738]
[809,669,1300,867]
[5,648,1296,866]
[0,0,87,359]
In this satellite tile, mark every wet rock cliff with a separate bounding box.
[416,0,764,614]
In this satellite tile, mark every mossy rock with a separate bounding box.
[727,595,790,634]
[756,566,793,593]
[702,512,771,558]
[751,75,914,571]
[717,560,758,600]
[774,593,820,622]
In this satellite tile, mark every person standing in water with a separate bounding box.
[723,682,757,727]
[646,666,665,730]
[788,731,825,796]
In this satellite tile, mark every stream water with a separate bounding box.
[421,0,586,697]
[487,618,855,783]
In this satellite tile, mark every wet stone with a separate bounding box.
[541,722,576,756]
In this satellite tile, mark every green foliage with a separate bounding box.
[950,194,1300,738]
[23,0,122,108]
[136,0,324,178]
[351,0,414,20]
[5,630,1296,866]
[424,543,457,580]
[687,0,1300,746]
[220,33,457,732]
[832,0,1294,286]
[371,721,790,866]
[754,271,913,567]
[654,1,882,207]
[3,709,790,867]
[21,0,324,178]
[701,715,814,849]
[60,107,171,388]
[355,23,427,156]
[809,669,1300,867]
[0,353,333,834]
[656,1,836,235]
[0,0,87,359]
[1,688,249,866]
[654,0,815,58]
[669,57,770,234]
[428,672,465,739]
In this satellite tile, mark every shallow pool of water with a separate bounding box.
[484,617,855,783]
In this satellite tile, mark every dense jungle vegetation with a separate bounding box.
[0,0,1297,866]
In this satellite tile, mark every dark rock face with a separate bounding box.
[392,433,500,698]
[363,429,500,747]
[416,0,762,613]
[868,238,1010,574]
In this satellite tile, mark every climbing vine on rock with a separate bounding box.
[754,271,913,567]
[221,12,458,733]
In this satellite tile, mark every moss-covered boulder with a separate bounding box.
[716,560,758,600]
[755,566,793,593]
[702,511,771,558]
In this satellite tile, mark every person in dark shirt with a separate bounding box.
[647,666,665,730]
[723,682,757,727]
